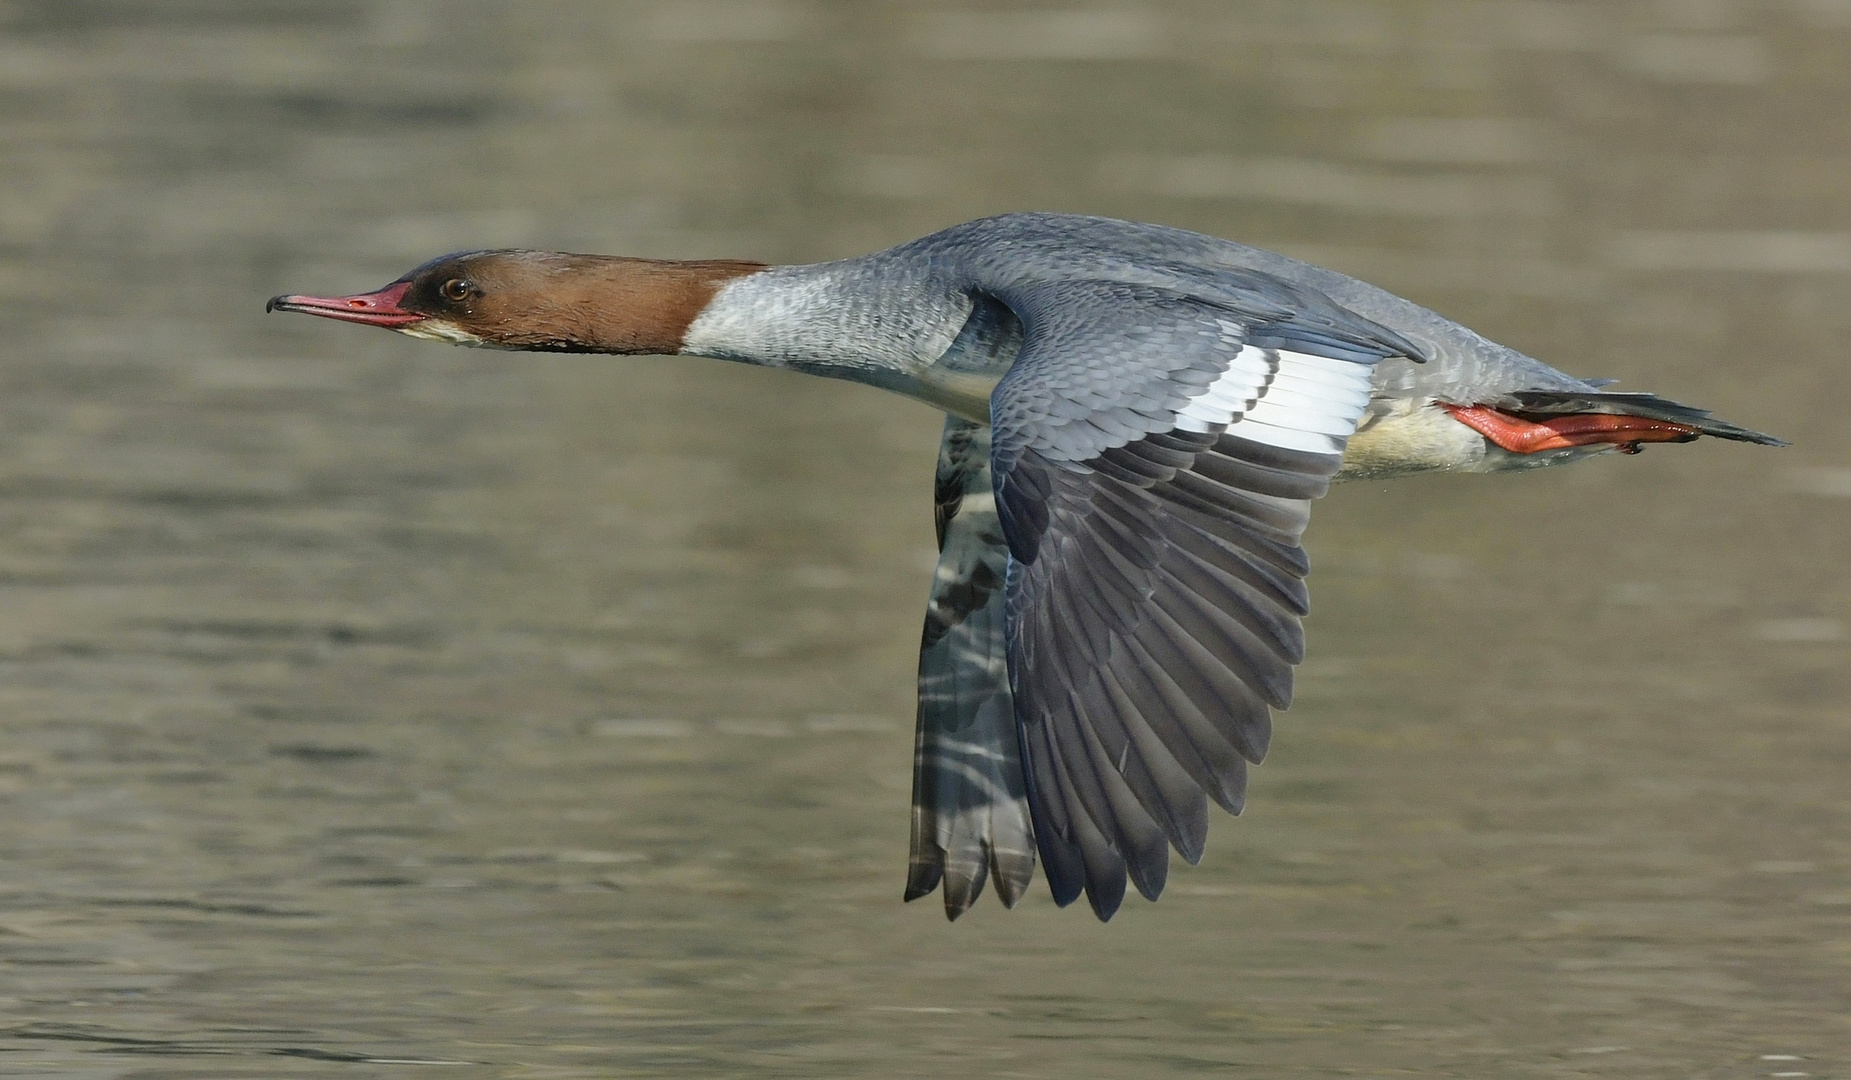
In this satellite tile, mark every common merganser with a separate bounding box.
[269,213,1780,921]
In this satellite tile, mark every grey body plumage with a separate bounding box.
[278,213,1779,922]
[692,214,1779,920]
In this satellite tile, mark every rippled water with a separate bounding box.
[1,2,1847,1076]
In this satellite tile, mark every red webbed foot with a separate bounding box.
[1442,403,1702,455]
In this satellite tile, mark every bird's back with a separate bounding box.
[898,212,1596,404]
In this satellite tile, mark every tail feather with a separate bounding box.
[1505,390,1786,447]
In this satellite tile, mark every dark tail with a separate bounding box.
[1507,390,1787,447]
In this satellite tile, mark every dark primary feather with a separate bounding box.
[1000,436,1342,918]
[908,416,1036,919]
[983,277,1412,920]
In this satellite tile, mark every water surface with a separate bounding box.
[0,2,1847,1076]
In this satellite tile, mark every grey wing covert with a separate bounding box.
[983,275,1420,920]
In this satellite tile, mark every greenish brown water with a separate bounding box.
[0,2,1848,1076]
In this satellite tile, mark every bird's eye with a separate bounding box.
[440,278,471,302]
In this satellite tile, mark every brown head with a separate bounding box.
[266,250,766,354]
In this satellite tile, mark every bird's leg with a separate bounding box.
[1441,403,1701,455]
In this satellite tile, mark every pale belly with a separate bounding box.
[1335,399,1489,480]
[1335,398,1613,480]
[914,369,1598,480]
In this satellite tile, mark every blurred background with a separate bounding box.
[0,1,1847,1076]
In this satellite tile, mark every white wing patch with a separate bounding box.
[1173,340,1377,455]
[1173,340,1271,433]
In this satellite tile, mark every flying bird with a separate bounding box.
[269,213,1780,920]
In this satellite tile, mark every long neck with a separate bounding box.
[489,256,769,355]
[679,259,969,376]
[678,258,999,420]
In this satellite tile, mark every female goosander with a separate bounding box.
[269,213,1779,921]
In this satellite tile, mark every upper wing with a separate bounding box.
[986,276,1417,920]
[906,415,1036,919]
